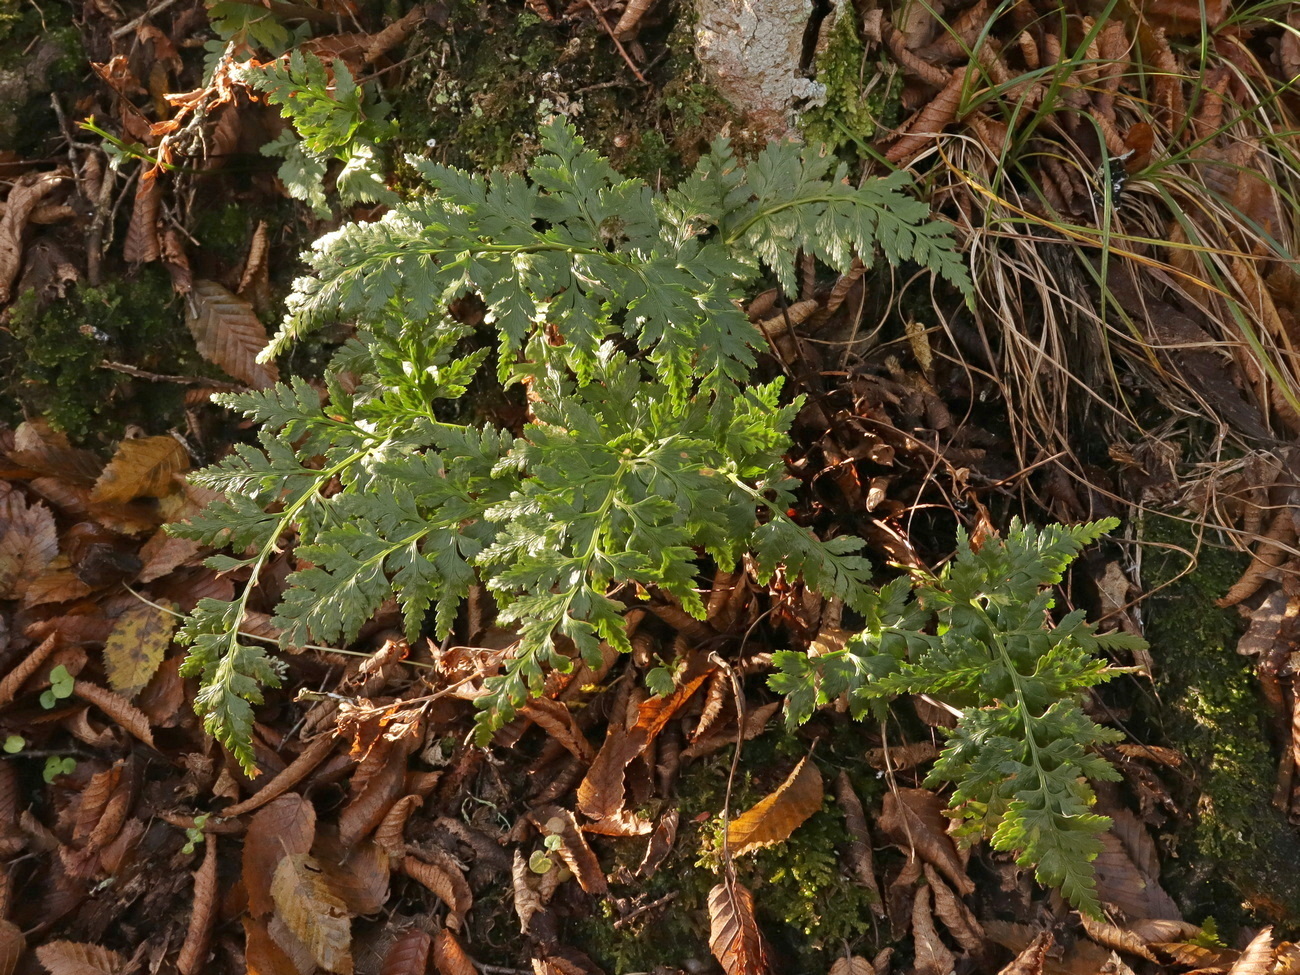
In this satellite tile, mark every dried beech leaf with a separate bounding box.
[243,917,300,975]
[123,166,161,264]
[1229,928,1275,975]
[72,763,123,847]
[222,734,339,817]
[431,928,477,975]
[879,788,974,895]
[245,794,317,918]
[511,850,547,936]
[33,941,124,975]
[923,864,984,953]
[725,756,823,855]
[374,794,422,858]
[0,919,25,975]
[103,601,176,698]
[0,632,58,709]
[828,958,872,975]
[271,853,353,974]
[0,489,57,599]
[177,835,219,975]
[402,851,472,929]
[996,931,1054,975]
[834,771,883,912]
[911,884,957,975]
[186,279,279,388]
[90,437,189,504]
[708,881,770,975]
[380,930,430,975]
[339,742,407,847]
[137,529,202,582]
[324,840,390,916]
[522,698,594,762]
[71,682,156,748]
[533,807,606,894]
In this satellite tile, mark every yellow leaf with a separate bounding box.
[725,755,824,855]
[271,853,353,974]
[103,601,176,698]
[90,437,188,504]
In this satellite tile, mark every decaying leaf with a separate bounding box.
[72,682,156,748]
[103,601,176,698]
[221,734,339,817]
[271,853,353,974]
[186,280,279,388]
[0,487,57,599]
[511,850,547,936]
[123,166,161,264]
[911,883,957,975]
[379,930,430,975]
[402,851,472,930]
[996,931,1054,975]
[725,755,823,855]
[834,771,883,912]
[828,957,872,975]
[1229,927,1275,975]
[245,794,317,918]
[431,928,477,975]
[176,836,219,975]
[243,917,299,975]
[374,794,422,858]
[708,880,770,975]
[33,941,124,975]
[0,920,25,975]
[90,437,188,505]
[878,788,974,896]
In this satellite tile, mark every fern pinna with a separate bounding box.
[772,517,1147,916]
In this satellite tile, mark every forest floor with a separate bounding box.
[2,0,1300,973]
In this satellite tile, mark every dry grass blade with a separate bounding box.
[725,755,824,855]
[708,880,770,975]
[177,836,219,975]
[270,853,353,974]
[185,280,279,389]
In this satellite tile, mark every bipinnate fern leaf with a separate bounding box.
[169,117,971,773]
[771,517,1146,917]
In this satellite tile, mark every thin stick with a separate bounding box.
[585,0,647,85]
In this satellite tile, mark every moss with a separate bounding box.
[1139,516,1300,931]
[799,11,901,158]
[0,269,207,442]
[567,730,882,973]
[0,0,81,154]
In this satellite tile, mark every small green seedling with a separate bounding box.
[3,735,24,754]
[182,813,210,854]
[43,756,76,783]
[40,665,74,709]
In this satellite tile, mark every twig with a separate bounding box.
[584,0,647,85]
[99,361,243,389]
[613,891,679,929]
[111,0,180,38]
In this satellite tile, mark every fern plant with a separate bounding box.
[771,517,1145,917]
[169,118,970,771]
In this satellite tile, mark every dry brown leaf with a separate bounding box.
[177,835,219,975]
[0,488,57,599]
[577,671,709,821]
[511,850,547,936]
[522,698,595,762]
[72,763,123,847]
[402,851,472,930]
[268,915,320,975]
[878,788,974,895]
[532,807,607,894]
[72,682,155,748]
[911,883,957,975]
[828,957,872,975]
[222,734,339,816]
[90,437,189,505]
[1229,928,1275,975]
[431,928,477,975]
[726,755,823,854]
[708,881,770,975]
[33,941,124,975]
[243,917,300,975]
[834,771,883,912]
[1219,509,1296,608]
[323,840,389,916]
[866,741,939,770]
[1091,830,1179,919]
[103,601,176,698]
[0,632,60,708]
[374,794,422,858]
[0,919,25,975]
[123,166,161,264]
[997,931,1054,975]
[186,279,279,388]
[271,853,353,974]
[245,794,317,918]
[339,741,408,847]
[1079,915,1157,963]
[136,529,202,582]
[636,808,678,879]
[379,930,430,975]
[886,66,969,164]
[923,864,984,953]
[0,170,68,304]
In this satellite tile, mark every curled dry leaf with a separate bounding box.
[221,733,339,817]
[186,280,279,389]
[374,794,422,859]
[90,437,189,505]
[886,66,970,164]
[878,788,974,896]
[708,881,770,975]
[244,794,317,918]
[339,741,408,847]
[996,931,1054,975]
[725,755,823,855]
[33,941,124,975]
[532,807,607,895]
[511,850,547,936]
[72,763,123,847]
[923,864,984,954]
[271,853,353,974]
[402,851,472,930]
[0,920,25,975]
[0,169,68,304]
[911,884,957,975]
[176,835,219,975]
[103,601,176,698]
[521,698,595,762]
[834,771,883,913]
[0,488,57,599]
[431,928,477,975]
[71,682,155,748]
[379,929,430,975]
[122,166,161,264]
